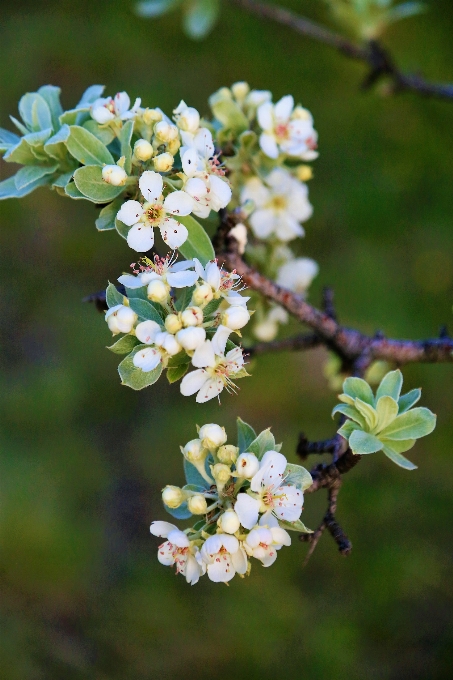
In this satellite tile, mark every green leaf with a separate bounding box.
[128,298,164,325]
[331,403,366,427]
[354,398,378,431]
[387,1,426,24]
[119,120,134,174]
[376,369,403,401]
[125,285,148,301]
[66,125,114,166]
[380,438,416,454]
[95,198,123,231]
[174,285,195,311]
[284,463,313,491]
[184,456,213,487]
[107,334,140,354]
[73,165,124,203]
[0,127,20,148]
[14,164,58,191]
[65,181,91,200]
[237,418,257,453]
[167,350,191,367]
[349,430,383,455]
[338,420,361,440]
[0,172,53,199]
[342,377,374,405]
[83,119,115,146]
[44,124,71,160]
[382,446,417,470]
[177,215,215,265]
[278,518,313,533]
[106,282,124,308]
[165,501,192,520]
[398,388,421,413]
[115,216,129,240]
[22,129,53,150]
[136,0,181,18]
[76,85,105,107]
[183,0,220,39]
[9,115,29,136]
[118,345,163,390]
[247,428,276,460]
[167,363,190,383]
[209,89,249,132]
[37,85,63,131]
[202,297,223,317]
[4,138,41,165]
[375,395,399,431]
[378,407,436,441]
[19,93,52,132]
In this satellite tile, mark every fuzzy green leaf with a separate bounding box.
[382,445,417,470]
[165,501,192,520]
[376,369,403,401]
[331,403,366,427]
[107,334,140,354]
[284,463,313,491]
[106,283,124,308]
[209,89,249,132]
[247,428,276,460]
[342,377,374,405]
[0,127,20,148]
[174,285,195,311]
[19,93,52,132]
[398,388,421,413]
[66,125,114,166]
[354,398,378,430]
[167,351,191,368]
[65,181,90,200]
[0,174,53,199]
[44,124,71,160]
[338,420,361,440]
[119,120,134,174]
[4,138,41,165]
[277,518,313,533]
[202,297,223,317]
[38,85,63,131]
[184,456,213,488]
[378,407,436,441]
[95,198,123,231]
[73,165,124,203]
[380,438,416,454]
[237,418,257,453]
[83,120,115,146]
[349,430,383,455]
[167,363,190,383]
[76,85,105,107]
[14,164,58,191]
[183,0,220,39]
[375,395,399,431]
[127,298,164,325]
[118,345,163,390]
[177,215,215,265]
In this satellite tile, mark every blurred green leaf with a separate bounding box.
[119,119,134,174]
[14,164,58,191]
[183,0,220,39]
[136,0,181,18]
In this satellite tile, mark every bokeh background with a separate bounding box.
[1,1,453,678]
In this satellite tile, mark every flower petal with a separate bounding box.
[185,555,202,585]
[180,369,209,396]
[150,521,178,537]
[259,132,279,159]
[250,208,275,238]
[117,200,144,227]
[181,148,200,176]
[194,128,214,157]
[207,554,236,582]
[117,274,143,289]
[274,95,294,122]
[257,102,274,131]
[164,190,194,216]
[139,171,163,202]
[270,527,291,547]
[191,340,216,368]
[160,219,188,249]
[231,546,248,575]
[166,270,198,288]
[133,347,161,372]
[234,493,260,530]
[184,177,207,200]
[135,320,161,344]
[211,325,232,356]
[209,175,232,211]
[196,377,224,403]
[157,541,175,566]
[114,91,130,115]
[127,224,155,252]
[167,529,190,548]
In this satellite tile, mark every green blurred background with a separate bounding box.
[1,1,453,678]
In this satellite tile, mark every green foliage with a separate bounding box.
[184,456,213,488]
[166,363,190,383]
[323,0,426,39]
[177,215,215,265]
[118,345,163,390]
[106,282,124,308]
[284,463,313,492]
[236,417,257,454]
[247,428,276,460]
[127,298,164,325]
[333,369,436,469]
[107,335,140,354]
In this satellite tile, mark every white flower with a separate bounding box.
[150,521,205,585]
[118,254,198,295]
[221,305,250,331]
[241,168,313,241]
[257,95,318,159]
[105,304,137,335]
[199,423,227,449]
[234,450,304,529]
[102,164,127,186]
[276,257,319,295]
[180,142,232,218]
[116,171,194,252]
[91,92,141,125]
[253,306,289,342]
[180,306,204,327]
[180,340,245,403]
[235,453,260,479]
[134,321,182,358]
[133,346,162,372]
[176,326,206,351]
[173,100,201,133]
[135,319,161,344]
[154,330,182,356]
[200,534,247,583]
[219,510,241,534]
[192,258,245,302]
[243,89,272,117]
[243,515,291,567]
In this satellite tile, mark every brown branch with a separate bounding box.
[230,0,453,101]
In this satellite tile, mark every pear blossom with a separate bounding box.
[133,138,154,162]
[173,100,201,133]
[105,304,137,335]
[133,346,162,372]
[150,521,205,585]
[243,515,291,567]
[234,450,304,529]
[219,510,241,534]
[276,257,319,295]
[199,423,227,449]
[116,171,194,252]
[180,339,245,403]
[91,91,141,125]
[193,258,246,303]
[221,305,250,331]
[234,453,260,480]
[241,168,313,241]
[180,142,232,219]
[118,253,198,295]
[200,534,247,583]
[257,94,318,159]
[176,327,206,351]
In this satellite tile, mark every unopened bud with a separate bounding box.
[211,463,231,486]
[142,108,163,126]
[292,105,311,120]
[176,106,200,133]
[296,165,313,182]
[165,313,183,334]
[105,304,137,335]
[153,152,174,173]
[134,138,154,161]
[235,453,259,479]
[154,331,181,356]
[187,495,208,515]
[176,326,206,351]
[192,284,214,307]
[231,81,250,103]
[154,120,179,143]
[147,279,169,304]
[183,438,206,463]
[219,510,240,534]
[102,164,127,186]
[181,306,204,327]
[162,485,185,509]
[217,445,239,465]
[221,305,250,331]
[167,138,181,156]
[199,424,227,449]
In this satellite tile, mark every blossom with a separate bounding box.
[180,138,232,218]
[219,510,241,534]
[235,453,260,479]
[150,521,204,585]
[199,423,227,449]
[116,171,194,252]
[276,257,319,295]
[234,450,304,529]
[173,100,201,133]
[200,534,247,583]
[118,254,198,297]
[91,91,141,125]
[243,515,291,567]
[133,138,154,162]
[257,95,318,159]
[241,168,313,241]
[105,304,137,335]
[193,258,246,303]
[180,339,245,403]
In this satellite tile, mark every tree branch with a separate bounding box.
[230,0,453,101]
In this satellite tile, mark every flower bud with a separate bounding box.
[154,120,179,143]
[181,306,204,327]
[199,424,227,450]
[165,314,183,334]
[134,138,154,161]
[153,152,174,173]
[162,485,185,509]
[192,284,213,307]
[211,463,231,486]
[176,106,200,133]
[217,445,239,465]
[292,105,311,120]
[142,108,163,126]
[187,495,208,515]
[105,304,137,334]
[296,165,313,182]
[231,81,250,103]
[155,331,182,356]
[167,138,181,156]
[176,327,206,351]
[102,164,127,186]
[147,279,169,304]
[183,438,206,462]
[235,453,259,479]
[219,510,240,534]
[221,305,250,331]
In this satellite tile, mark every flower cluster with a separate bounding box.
[150,419,313,584]
[105,254,251,400]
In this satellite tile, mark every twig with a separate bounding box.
[230,0,453,100]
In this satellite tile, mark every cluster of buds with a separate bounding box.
[150,420,313,584]
[105,254,252,401]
